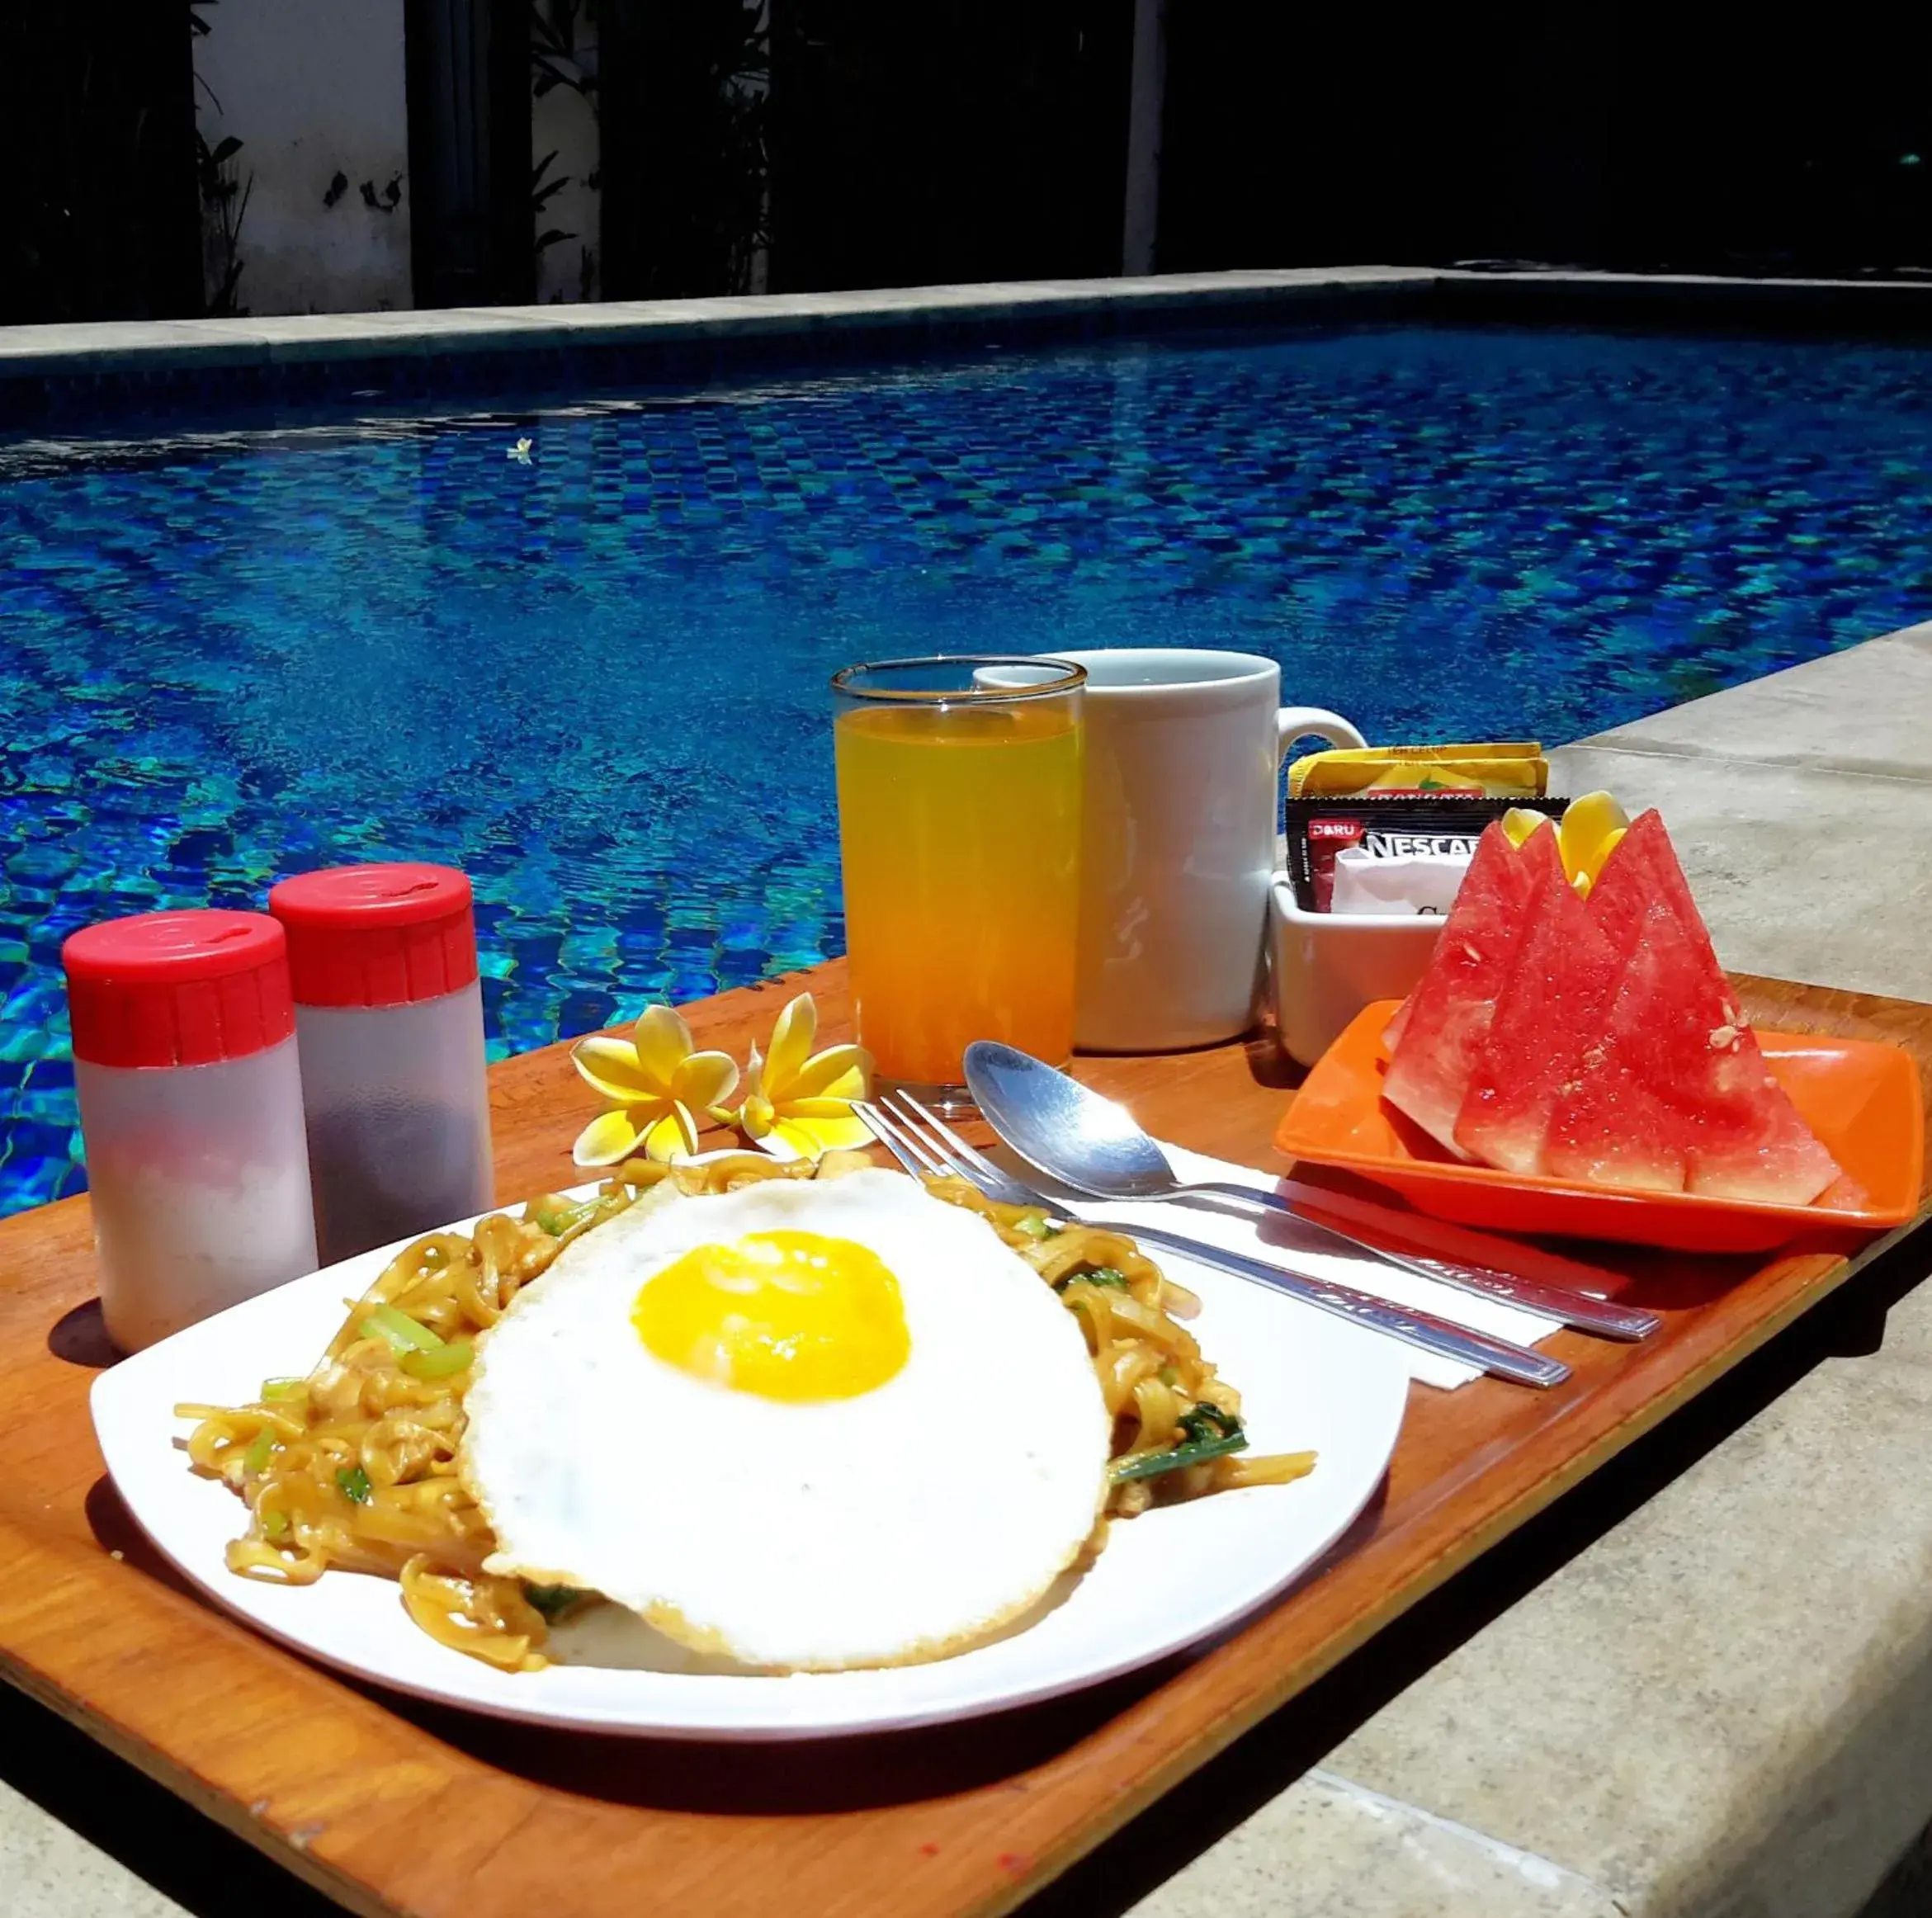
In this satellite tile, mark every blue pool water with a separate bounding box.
[5,322,1931,1215]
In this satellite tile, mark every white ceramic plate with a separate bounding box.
[91,1188,1410,1741]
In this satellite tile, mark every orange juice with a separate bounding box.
[835,700,1082,1088]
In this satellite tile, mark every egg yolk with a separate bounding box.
[631,1230,910,1402]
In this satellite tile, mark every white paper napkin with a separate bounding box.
[1330,845,1471,915]
[994,1138,1571,1390]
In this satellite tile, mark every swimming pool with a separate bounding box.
[5,320,1930,1215]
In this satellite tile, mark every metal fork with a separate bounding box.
[854,1095,1571,1390]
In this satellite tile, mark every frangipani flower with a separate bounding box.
[737,993,872,1161]
[1502,792,1631,897]
[571,1005,740,1165]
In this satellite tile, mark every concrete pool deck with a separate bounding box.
[2,276,1932,1916]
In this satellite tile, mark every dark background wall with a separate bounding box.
[602,0,777,298]
[590,0,1932,293]
[0,0,201,324]
[405,0,536,309]
[1154,4,1932,278]
[764,0,1133,294]
[3,0,1929,324]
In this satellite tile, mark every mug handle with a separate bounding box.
[1276,707,1367,763]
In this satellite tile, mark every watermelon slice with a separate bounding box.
[1534,814,1691,1188]
[1377,805,1842,1204]
[1453,827,1624,1173]
[1542,893,1699,1193]
[1594,810,1719,971]
[1689,1014,1845,1202]
[1543,817,1841,1203]
[1608,814,1841,1202]
[1381,824,1537,1156]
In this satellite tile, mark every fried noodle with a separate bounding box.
[180,1150,1315,1672]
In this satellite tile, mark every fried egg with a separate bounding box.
[459,1169,1112,1671]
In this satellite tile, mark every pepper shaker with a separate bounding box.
[63,911,319,1352]
[269,863,494,1266]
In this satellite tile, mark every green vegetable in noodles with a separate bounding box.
[263,1508,290,1540]
[243,1429,274,1474]
[1053,1264,1131,1295]
[400,1338,475,1380]
[259,1377,306,1401]
[1013,1214,1054,1241]
[531,1198,598,1238]
[336,1466,372,1505]
[524,1582,583,1621]
[360,1302,443,1354]
[1108,1429,1249,1484]
[1178,1402,1242,1444]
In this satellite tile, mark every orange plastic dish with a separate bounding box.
[1274,1001,1925,1253]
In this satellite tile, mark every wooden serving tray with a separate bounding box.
[0,963,1925,1918]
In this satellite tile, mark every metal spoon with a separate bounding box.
[961,1041,1659,1341]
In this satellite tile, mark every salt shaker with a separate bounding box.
[269,863,494,1266]
[63,910,319,1353]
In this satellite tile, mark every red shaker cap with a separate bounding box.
[268,863,479,1009]
[64,910,295,1069]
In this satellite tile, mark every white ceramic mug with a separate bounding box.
[1055,650,1363,1051]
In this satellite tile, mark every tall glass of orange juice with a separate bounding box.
[832,656,1085,1109]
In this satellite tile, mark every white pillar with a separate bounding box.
[1121,0,1167,277]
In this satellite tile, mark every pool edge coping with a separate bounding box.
[11,265,1932,384]
[0,269,1433,376]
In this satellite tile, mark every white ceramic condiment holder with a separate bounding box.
[1268,874,1445,1068]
